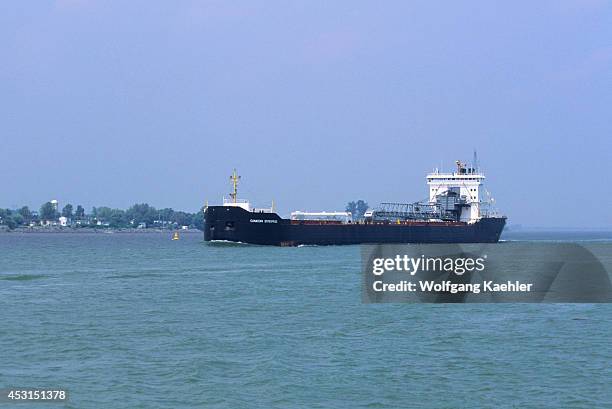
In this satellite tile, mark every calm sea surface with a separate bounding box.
[1,231,611,408]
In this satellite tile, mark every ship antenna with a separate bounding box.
[229,169,241,203]
[473,149,479,172]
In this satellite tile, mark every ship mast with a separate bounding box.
[229,169,241,203]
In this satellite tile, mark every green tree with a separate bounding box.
[355,200,369,219]
[11,213,24,226]
[192,208,205,230]
[346,200,369,220]
[62,204,73,219]
[346,201,357,218]
[172,211,193,227]
[75,205,85,220]
[18,206,32,223]
[126,203,157,226]
[109,209,127,228]
[0,209,25,229]
[40,202,58,221]
[95,207,113,222]
[3,216,16,230]
[159,208,174,224]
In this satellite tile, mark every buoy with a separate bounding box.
[172,231,180,240]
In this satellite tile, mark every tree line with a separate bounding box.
[1,200,371,230]
[0,202,204,230]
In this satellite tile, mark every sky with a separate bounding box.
[1,1,611,228]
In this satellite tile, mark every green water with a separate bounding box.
[1,232,611,408]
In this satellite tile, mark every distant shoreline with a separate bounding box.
[0,227,202,234]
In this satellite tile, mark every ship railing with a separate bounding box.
[372,202,457,222]
[223,198,250,204]
[478,202,503,218]
[252,208,274,213]
[371,212,456,222]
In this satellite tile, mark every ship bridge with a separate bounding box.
[427,160,485,222]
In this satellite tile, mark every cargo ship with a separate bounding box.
[204,159,506,246]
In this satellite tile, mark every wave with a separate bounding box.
[108,272,165,279]
[206,240,255,247]
[1,274,47,281]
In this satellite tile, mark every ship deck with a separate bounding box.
[289,220,467,226]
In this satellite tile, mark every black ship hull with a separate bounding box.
[204,206,506,246]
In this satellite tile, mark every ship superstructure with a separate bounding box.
[365,159,497,224]
[427,160,486,222]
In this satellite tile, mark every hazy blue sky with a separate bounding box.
[1,1,611,227]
